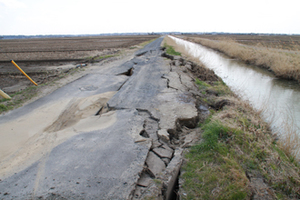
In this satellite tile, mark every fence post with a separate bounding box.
[0,89,11,99]
[11,60,38,86]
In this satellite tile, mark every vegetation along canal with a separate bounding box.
[168,36,300,155]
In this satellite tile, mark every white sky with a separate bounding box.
[0,0,299,35]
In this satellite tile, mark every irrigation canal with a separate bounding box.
[169,36,300,144]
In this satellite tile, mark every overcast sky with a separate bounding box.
[0,0,299,35]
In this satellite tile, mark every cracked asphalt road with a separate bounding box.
[0,37,199,199]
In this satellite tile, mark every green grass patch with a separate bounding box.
[213,80,232,95]
[163,43,181,56]
[183,149,248,198]
[192,121,236,152]
[0,98,10,103]
[166,46,181,56]
[0,86,39,114]
[85,56,93,60]
[195,78,210,89]
[86,54,116,60]
[0,104,10,112]
[182,120,250,199]
[94,54,115,60]
[194,79,232,98]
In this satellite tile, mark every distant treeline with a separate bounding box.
[0,32,298,40]
[180,32,298,36]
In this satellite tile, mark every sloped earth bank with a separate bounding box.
[0,38,209,199]
[165,37,300,199]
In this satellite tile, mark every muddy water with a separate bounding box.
[168,36,300,138]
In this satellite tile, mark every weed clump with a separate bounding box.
[195,78,210,89]
[0,104,10,112]
[164,44,181,56]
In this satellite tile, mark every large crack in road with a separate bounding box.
[0,37,204,199]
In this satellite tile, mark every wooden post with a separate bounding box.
[11,60,38,86]
[0,89,11,99]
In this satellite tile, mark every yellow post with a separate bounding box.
[0,89,11,99]
[11,60,38,86]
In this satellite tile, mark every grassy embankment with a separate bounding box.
[164,43,300,199]
[184,36,300,83]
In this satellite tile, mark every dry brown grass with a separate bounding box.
[278,117,300,159]
[184,37,300,83]
[254,103,300,160]
[186,34,300,51]
[209,92,300,198]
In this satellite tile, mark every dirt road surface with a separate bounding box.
[0,37,201,199]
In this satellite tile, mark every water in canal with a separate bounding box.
[168,36,300,142]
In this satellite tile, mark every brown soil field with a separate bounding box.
[0,35,158,91]
[0,35,158,62]
[185,34,300,51]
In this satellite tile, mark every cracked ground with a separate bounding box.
[0,37,203,199]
